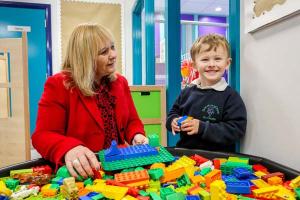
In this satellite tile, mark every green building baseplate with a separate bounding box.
[98,146,175,171]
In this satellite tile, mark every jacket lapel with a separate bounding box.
[76,89,104,130]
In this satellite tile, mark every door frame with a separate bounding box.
[0,1,52,76]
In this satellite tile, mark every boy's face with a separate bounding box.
[193,44,231,87]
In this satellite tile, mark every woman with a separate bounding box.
[32,23,148,178]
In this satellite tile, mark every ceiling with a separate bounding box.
[155,0,229,16]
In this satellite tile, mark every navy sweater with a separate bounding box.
[166,85,247,152]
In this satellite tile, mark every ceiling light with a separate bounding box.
[215,7,222,12]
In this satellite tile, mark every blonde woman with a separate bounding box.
[32,23,148,178]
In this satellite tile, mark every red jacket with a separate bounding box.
[32,72,145,166]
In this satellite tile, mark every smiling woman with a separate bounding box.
[32,23,148,179]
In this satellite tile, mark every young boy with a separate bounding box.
[166,34,247,152]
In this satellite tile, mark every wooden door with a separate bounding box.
[0,33,30,167]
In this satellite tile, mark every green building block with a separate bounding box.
[177,173,191,187]
[295,188,300,200]
[165,192,185,200]
[148,134,160,147]
[200,167,211,176]
[84,177,93,186]
[99,146,175,171]
[10,168,33,177]
[150,192,162,200]
[56,165,71,178]
[5,178,19,190]
[148,168,164,180]
[139,190,149,196]
[159,188,175,200]
[228,156,249,164]
[220,162,252,175]
[237,195,256,200]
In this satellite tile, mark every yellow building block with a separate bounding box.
[101,185,128,200]
[289,176,300,189]
[251,179,270,188]
[210,180,227,200]
[253,186,279,199]
[0,180,12,196]
[198,187,211,200]
[122,195,138,200]
[254,171,267,178]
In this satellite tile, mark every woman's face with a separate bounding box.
[95,41,117,80]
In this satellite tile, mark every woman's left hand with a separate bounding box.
[132,134,149,145]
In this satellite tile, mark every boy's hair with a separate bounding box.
[62,23,116,96]
[190,34,230,61]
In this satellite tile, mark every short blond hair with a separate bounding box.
[62,23,116,96]
[190,34,230,61]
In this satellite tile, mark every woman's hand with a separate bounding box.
[181,118,200,135]
[132,134,149,145]
[64,145,100,179]
[171,118,181,135]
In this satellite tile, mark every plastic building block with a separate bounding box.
[190,154,209,165]
[177,173,191,187]
[104,140,121,157]
[165,192,185,200]
[251,179,270,188]
[106,179,140,197]
[148,134,160,147]
[104,142,158,162]
[51,176,64,185]
[204,169,222,187]
[160,167,185,183]
[148,168,164,180]
[252,164,269,174]
[228,157,249,165]
[210,180,227,200]
[252,186,279,199]
[185,195,200,200]
[0,181,12,196]
[233,168,252,179]
[261,172,285,182]
[4,178,19,190]
[177,116,188,127]
[115,170,149,184]
[160,187,175,200]
[220,162,252,175]
[290,175,300,188]
[225,181,251,194]
[149,192,162,200]
[60,177,79,199]
[99,146,175,171]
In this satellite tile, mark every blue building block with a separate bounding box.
[104,140,121,157]
[104,141,158,161]
[177,116,188,127]
[185,195,201,200]
[225,181,251,194]
[0,196,9,200]
[233,167,251,179]
[238,174,257,186]
[222,175,239,182]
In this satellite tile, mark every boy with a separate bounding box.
[166,34,247,152]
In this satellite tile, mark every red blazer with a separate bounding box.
[32,72,145,166]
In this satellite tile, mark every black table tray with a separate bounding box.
[1,147,299,180]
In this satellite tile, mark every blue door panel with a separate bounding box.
[0,7,47,135]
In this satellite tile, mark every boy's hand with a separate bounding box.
[181,119,200,135]
[171,118,180,135]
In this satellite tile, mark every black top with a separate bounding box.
[166,84,247,152]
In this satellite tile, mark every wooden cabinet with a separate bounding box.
[130,86,166,146]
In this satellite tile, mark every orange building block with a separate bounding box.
[115,170,149,185]
[204,169,222,187]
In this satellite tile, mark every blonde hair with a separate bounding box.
[62,23,116,96]
[190,34,230,61]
